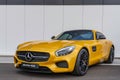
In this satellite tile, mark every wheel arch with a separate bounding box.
[72,47,89,75]
[81,47,90,57]
[73,46,90,68]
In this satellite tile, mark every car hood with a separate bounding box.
[17,40,76,52]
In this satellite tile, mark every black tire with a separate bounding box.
[106,47,114,63]
[73,49,89,76]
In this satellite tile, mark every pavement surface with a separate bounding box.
[0,56,120,80]
[0,63,120,80]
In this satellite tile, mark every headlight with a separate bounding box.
[55,46,75,56]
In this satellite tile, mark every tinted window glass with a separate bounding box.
[96,32,106,40]
[56,30,94,40]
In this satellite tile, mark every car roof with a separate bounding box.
[64,29,96,32]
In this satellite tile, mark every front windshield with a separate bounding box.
[55,30,94,40]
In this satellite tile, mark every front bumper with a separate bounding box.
[14,51,78,73]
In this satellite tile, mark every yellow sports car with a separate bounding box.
[14,30,114,76]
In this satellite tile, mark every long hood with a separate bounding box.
[17,40,76,51]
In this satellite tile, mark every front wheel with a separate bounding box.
[106,47,114,63]
[73,49,89,76]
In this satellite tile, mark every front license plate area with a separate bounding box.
[21,63,39,69]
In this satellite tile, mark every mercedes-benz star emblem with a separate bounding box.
[25,52,33,62]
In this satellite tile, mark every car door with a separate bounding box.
[89,32,104,65]
[96,32,108,60]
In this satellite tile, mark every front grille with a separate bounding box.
[17,51,50,62]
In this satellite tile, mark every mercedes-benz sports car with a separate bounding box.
[14,30,114,76]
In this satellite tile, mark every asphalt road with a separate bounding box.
[0,64,120,80]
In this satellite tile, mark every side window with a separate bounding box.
[58,34,72,40]
[96,32,106,40]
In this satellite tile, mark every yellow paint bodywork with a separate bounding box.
[14,30,113,73]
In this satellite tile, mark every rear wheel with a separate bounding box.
[73,49,89,76]
[106,47,114,63]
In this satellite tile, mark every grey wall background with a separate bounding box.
[0,0,120,57]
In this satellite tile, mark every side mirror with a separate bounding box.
[51,36,55,40]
